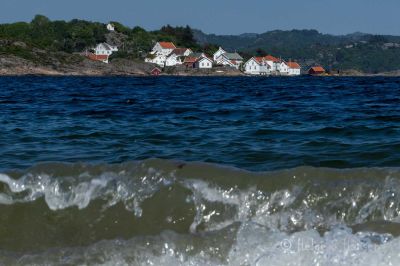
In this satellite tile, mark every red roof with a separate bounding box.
[264,55,280,62]
[287,61,301,69]
[151,67,162,75]
[310,66,325,72]
[184,57,197,63]
[254,57,264,64]
[171,48,190,55]
[158,42,176,49]
[86,53,109,61]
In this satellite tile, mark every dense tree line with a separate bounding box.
[0,15,108,52]
[0,15,205,56]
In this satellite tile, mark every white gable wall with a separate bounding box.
[165,49,192,66]
[165,55,183,66]
[218,57,235,67]
[217,55,243,69]
[213,47,226,62]
[244,58,272,75]
[265,60,278,71]
[244,59,261,75]
[94,43,118,56]
[145,54,167,67]
[277,62,289,74]
[195,58,213,69]
[152,43,174,56]
[221,54,243,69]
[182,49,192,56]
[165,55,178,66]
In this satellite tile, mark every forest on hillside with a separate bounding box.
[0,15,215,61]
[194,29,400,73]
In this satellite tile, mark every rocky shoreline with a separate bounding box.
[0,53,245,77]
[1,54,399,77]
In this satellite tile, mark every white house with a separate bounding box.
[194,56,213,69]
[165,48,193,66]
[287,61,301,76]
[215,52,244,69]
[94,43,118,56]
[216,57,237,68]
[85,43,118,64]
[213,47,226,61]
[264,55,280,72]
[244,57,271,75]
[145,54,167,67]
[151,42,177,56]
[276,61,289,75]
[145,42,178,66]
[107,23,115,31]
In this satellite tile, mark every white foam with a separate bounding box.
[0,168,173,215]
[8,224,399,266]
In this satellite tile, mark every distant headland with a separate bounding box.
[1,15,400,76]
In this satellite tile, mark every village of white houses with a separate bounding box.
[86,23,303,76]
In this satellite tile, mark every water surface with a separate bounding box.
[1,76,400,265]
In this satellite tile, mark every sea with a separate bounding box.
[1,76,400,265]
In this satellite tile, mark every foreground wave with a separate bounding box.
[1,159,400,265]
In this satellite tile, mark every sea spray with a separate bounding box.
[1,160,400,264]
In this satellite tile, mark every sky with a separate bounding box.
[1,0,400,36]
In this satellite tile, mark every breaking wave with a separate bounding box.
[1,159,400,265]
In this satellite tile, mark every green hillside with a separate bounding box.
[0,15,202,60]
[193,29,400,73]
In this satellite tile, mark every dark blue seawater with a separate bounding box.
[1,76,400,171]
[2,76,400,265]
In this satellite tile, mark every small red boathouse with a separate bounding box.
[151,67,162,76]
[308,66,326,75]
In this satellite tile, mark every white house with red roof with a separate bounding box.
[287,61,301,76]
[85,42,118,64]
[183,56,198,68]
[263,55,281,71]
[244,57,271,75]
[276,61,289,75]
[152,42,177,56]
[165,48,193,66]
[145,42,196,67]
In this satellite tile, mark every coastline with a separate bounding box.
[1,54,399,77]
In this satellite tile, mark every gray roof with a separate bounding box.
[189,52,205,58]
[222,52,243,60]
[170,48,190,56]
[98,43,114,50]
